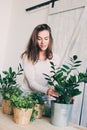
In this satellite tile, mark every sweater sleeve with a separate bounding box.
[22,56,48,94]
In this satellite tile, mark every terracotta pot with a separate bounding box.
[34,104,44,119]
[2,99,13,115]
[13,107,33,125]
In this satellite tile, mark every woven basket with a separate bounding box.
[13,107,33,125]
[2,99,13,115]
[34,104,44,119]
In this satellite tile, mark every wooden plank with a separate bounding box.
[49,0,87,14]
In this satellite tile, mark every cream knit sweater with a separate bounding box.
[21,54,60,94]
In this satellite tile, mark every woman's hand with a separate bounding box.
[47,87,59,97]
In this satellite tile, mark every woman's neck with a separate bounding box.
[38,51,46,61]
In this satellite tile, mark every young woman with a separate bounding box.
[21,24,60,98]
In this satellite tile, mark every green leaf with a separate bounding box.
[45,78,51,81]
[17,73,23,75]
[74,61,82,64]
[50,71,55,74]
[56,72,63,79]
[61,68,67,73]
[9,67,12,74]
[64,96,71,104]
[62,65,70,70]
[69,75,76,83]
[2,71,8,75]
[74,64,81,67]
[70,89,81,97]
[73,55,78,60]
[43,73,50,78]
[51,66,55,70]
[19,63,22,68]
[48,81,54,86]
[50,61,54,66]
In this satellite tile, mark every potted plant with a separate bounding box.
[11,92,36,125]
[44,55,87,127]
[32,92,45,119]
[0,63,23,114]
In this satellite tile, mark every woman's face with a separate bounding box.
[37,30,50,51]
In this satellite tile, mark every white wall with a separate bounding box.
[0,0,13,72]
[0,0,49,72]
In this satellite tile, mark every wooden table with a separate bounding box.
[0,109,87,130]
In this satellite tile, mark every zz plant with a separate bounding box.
[0,63,23,100]
[44,55,87,104]
[32,92,44,105]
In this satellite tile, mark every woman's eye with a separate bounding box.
[37,37,49,41]
[37,38,41,40]
[37,37,41,40]
[45,38,48,40]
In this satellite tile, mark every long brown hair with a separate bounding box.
[21,24,53,63]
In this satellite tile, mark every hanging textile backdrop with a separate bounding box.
[48,0,87,127]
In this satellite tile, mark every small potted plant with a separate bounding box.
[32,92,44,119]
[11,92,36,125]
[0,63,23,114]
[44,55,87,127]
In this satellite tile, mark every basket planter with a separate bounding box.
[13,107,33,125]
[34,104,44,119]
[2,99,13,115]
[51,102,73,127]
